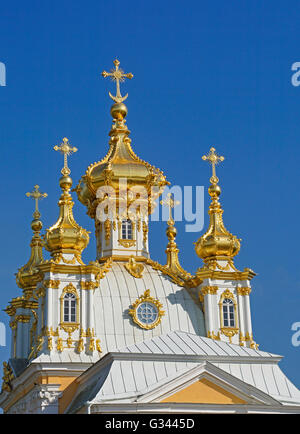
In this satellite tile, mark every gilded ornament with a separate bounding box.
[36,335,44,353]
[104,219,111,245]
[159,193,191,282]
[236,287,252,296]
[77,338,84,353]
[80,280,98,290]
[218,289,239,343]
[16,185,47,292]
[93,257,113,282]
[195,147,241,267]
[201,286,218,296]
[57,338,63,352]
[53,137,78,177]
[118,239,136,248]
[101,59,133,104]
[66,336,73,348]
[207,331,220,340]
[146,259,187,287]
[96,339,102,353]
[29,309,38,353]
[124,256,144,278]
[43,279,60,289]
[142,221,148,243]
[89,338,95,352]
[15,315,31,323]
[129,289,165,330]
[45,326,59,337]
[47,337,53,351]
[59,283,80,334]
[44,138,89,260]
[1,362,14,393]
[75,60,168,220]
[220,327,239,344]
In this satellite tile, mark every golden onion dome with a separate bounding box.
[75,102,168,219]
[75,60,169,220]
[44,139,90,263]
[16,186,47,297]
[195,147,241,265]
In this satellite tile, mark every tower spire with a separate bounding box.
[195,146,240,269]
[16,185,47,298]
[44,137,89,264]
[75,59,168,259]
[160,193,188,277]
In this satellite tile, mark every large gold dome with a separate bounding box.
[75,102,169,219]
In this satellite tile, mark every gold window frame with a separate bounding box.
[60,283,80,335]
[118,218,136,248]
[218,289,239,342]
[129,289,165,330]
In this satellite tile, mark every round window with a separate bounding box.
[136,302,159,326]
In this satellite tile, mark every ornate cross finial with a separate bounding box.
[161,193,180,224]
[102,59,133,103]
[54,137,78,176]
[202,147,225,184]
[26,185,47,218]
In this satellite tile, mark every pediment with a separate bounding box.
[137,362,281,406]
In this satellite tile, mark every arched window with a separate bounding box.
[121,219,133,240]
[63,292,76,323]
[222,298,235,328]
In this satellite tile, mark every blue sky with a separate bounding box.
[0,0,300,389]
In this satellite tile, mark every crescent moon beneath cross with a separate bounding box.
[109,91,129,103]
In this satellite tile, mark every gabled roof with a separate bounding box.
[65,331,300,414]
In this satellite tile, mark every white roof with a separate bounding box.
[94,263,205,355]
[116,330,280,358]
[32,262,205,365]
[66,331,300,413]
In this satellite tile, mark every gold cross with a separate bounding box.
[202,147,225,184]
[26,185,47,218]
[54,137,78,176]
[102,59,133,103]
[161,193,180,224]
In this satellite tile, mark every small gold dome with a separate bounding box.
[44,185,89,257]
[195,147,241,265]
[195,184,241,262]
[16,186,47,296]
[44,140,90,261]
